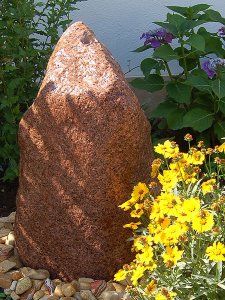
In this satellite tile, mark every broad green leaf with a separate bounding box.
[140,58,159,77]
[202,9,225,23]
[175,47,198,71]
[183,107,214,132]
[219,98,225,114]
[153,44,179,62]
[167,13,187,34]
[132,45,151,53]
[214,121,225,141]
[151,100,178,118]
[166,82,192,104]
[184,74,211,92]
[186,34,205,51]
[131,75,164,93]
[191,4,211,13]
[211,79,225,99]
[166,108,185,130]
[167,4,210,17]
[205,36,224,56]
[166,6,188,16]
[197,27,211,38]
[154,21,176,35]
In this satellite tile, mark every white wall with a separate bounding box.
[73,0,225,77]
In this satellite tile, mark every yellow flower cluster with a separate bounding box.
[115,138,225,299]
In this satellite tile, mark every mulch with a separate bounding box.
[0,180,18,217]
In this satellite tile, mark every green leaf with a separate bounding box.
[214,121,225,141]
[140,58,159,77]
[205,36,224,56]
[166,6,188,16]
[184,74,211,92]
[186,34,205,51]
[131,75,164,93]
[191,4,211,13]
[154,21,176,35]
[175,47,198,71]
[166,108,185,130]
[153,44,179,62]
[167,4,210,17]
[219,98,225,114]
[166,13,187,35]
[166,82,192,104]
[151,100,177,118]
[132,45,151,53]
[202,9,225,23]
[211,79,225,99]
[183,108,214,132]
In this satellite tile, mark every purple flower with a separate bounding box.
[218,26,225,37]
[202,58,225,79]
[140,27,174,49]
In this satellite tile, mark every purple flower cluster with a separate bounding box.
[218,26,225,37]
[140,28,174,49]
[202,58,225,79]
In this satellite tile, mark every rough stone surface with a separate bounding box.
[15,277,32,295]
[61,284,76,297]
[15,22,152,281]
[0,273,12,288]
[0,260,16,273]
[21,268,50,280]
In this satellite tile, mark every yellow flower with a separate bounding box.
[189,151,205,165]
[123,222,141,230]
[136,245,154,265]
[192,209,214,233]
[119,198,135,211]
[162,246,183,267]
[201,179,216,195]
[178,197,200,223]
[206,242,225,262]
[154,140,179,159]
[145,279,157,294]
[114,268,128,281]
[132,182,149,201]
[218,142,225,153]
[150,201,165,221]
[130,265,147,285]
[154,223,186,246]
[132,236,150,252]
[155,289,176,300]
[151,158,162,178]
[158,170,178,192]
[157,192,182,217]
[130,203,144,218]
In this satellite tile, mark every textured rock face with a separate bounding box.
[15,22,152,281]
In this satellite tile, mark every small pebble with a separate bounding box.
[33,290,45,300]
[11,291,20,300]
[10,280,18,291]
[4,288,12,295]
[62,283,76,297]
[16,277,32,295]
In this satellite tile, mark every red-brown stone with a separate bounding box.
[15,22,152,281]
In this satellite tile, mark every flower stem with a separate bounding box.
[163,60,174,81]
[180,41,188,78]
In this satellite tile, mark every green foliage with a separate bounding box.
[0,0,79,181]
[132,4,225,147]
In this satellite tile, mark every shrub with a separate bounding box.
[131,4,225,147]
[115,136,225,299]
[0,0,80,181]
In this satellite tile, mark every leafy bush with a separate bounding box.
[132,4,225,147]
[0,0,80,181]
[115,136,225,299]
